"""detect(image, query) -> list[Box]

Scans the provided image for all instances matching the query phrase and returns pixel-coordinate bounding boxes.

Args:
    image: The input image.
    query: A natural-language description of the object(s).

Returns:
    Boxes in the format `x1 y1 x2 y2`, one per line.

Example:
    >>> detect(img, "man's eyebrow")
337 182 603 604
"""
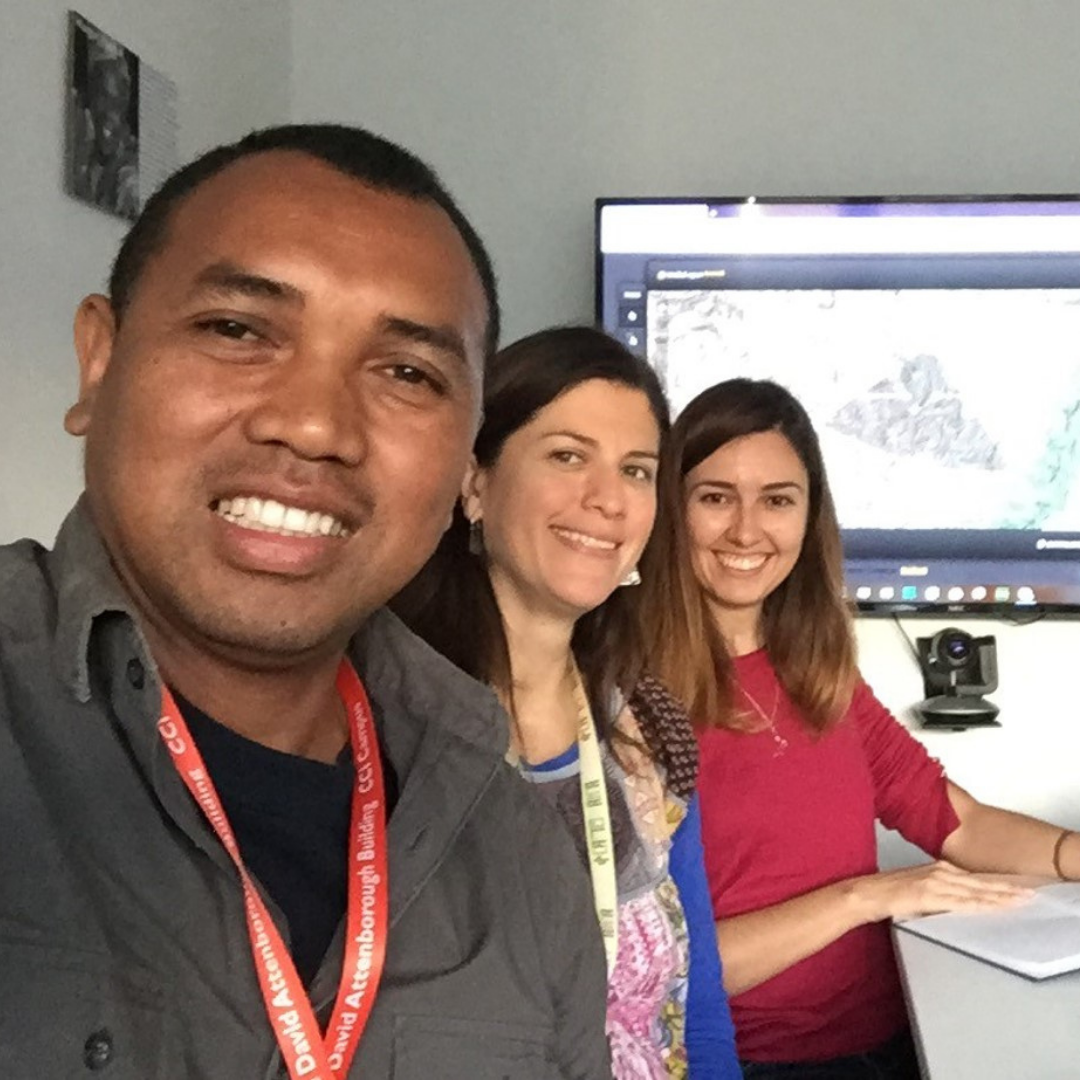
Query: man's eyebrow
185 272 470 361
541 430 660 459
188 262 304 305
379 315 468 364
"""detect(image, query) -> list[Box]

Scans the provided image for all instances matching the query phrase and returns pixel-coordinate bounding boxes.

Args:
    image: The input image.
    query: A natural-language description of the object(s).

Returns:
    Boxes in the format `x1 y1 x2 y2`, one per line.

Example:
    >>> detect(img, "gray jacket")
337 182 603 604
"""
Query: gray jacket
0 503 611 1079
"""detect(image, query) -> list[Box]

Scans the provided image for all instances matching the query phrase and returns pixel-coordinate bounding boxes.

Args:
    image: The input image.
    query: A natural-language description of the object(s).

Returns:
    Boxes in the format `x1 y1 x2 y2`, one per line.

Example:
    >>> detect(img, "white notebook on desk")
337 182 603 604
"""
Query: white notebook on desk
896 882 1080 980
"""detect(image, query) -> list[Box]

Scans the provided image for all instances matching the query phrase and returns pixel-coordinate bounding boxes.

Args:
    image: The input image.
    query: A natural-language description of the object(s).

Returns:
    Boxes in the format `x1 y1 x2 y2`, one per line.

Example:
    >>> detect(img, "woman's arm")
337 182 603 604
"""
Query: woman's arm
941 781 1080 879
717 861 1030 996
668 795 741 1079
715 688 1036 996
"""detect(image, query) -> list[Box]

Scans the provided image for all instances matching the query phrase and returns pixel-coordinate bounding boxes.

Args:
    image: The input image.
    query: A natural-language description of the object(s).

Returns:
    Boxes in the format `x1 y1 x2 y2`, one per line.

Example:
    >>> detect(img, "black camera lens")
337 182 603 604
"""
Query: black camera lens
933 628 974 668
945 636 970 661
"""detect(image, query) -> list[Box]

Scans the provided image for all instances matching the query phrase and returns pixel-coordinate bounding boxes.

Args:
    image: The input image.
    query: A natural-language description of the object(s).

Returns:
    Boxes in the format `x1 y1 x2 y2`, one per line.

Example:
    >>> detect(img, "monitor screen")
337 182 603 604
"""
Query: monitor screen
596 196 1080 615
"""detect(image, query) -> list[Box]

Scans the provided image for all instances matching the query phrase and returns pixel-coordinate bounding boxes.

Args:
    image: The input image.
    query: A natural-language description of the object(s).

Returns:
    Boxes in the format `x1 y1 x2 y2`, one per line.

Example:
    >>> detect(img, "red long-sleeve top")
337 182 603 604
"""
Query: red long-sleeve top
696 648 960 1063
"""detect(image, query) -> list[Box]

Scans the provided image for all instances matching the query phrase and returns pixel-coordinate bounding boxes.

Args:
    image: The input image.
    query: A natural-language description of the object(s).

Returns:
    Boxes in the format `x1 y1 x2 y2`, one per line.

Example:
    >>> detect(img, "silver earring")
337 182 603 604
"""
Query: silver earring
468 518 484 556
620 566 641 587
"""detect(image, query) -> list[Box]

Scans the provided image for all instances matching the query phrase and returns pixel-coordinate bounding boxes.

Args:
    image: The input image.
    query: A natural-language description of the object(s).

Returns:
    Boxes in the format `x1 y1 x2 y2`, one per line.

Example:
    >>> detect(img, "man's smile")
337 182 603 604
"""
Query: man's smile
213 495 352 538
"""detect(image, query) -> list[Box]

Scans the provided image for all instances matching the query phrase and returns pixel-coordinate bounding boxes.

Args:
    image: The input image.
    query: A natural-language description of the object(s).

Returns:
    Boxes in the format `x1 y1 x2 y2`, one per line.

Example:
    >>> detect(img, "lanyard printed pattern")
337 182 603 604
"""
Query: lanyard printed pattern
157 661 388 1079
570 663 619 974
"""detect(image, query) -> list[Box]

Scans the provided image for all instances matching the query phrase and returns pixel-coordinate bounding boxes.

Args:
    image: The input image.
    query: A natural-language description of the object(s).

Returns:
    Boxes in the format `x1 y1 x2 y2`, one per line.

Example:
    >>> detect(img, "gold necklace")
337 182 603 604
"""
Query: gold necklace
740 684 788 757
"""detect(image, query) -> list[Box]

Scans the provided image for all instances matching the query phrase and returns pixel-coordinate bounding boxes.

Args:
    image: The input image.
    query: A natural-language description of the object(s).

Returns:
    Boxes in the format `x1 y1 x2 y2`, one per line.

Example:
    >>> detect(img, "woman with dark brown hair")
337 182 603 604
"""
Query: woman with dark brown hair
394 327 740 1079
640 377 1080 1079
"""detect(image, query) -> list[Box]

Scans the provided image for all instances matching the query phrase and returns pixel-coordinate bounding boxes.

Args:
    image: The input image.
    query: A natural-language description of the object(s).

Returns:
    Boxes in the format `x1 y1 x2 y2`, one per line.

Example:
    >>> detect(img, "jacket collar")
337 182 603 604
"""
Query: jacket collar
51 495 148 704
48 497 509 766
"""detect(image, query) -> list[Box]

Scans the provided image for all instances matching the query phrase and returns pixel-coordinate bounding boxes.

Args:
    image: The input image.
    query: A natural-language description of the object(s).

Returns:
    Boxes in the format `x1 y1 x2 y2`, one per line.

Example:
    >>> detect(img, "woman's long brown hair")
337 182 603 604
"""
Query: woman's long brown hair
392 326 701 793
639 378 858 733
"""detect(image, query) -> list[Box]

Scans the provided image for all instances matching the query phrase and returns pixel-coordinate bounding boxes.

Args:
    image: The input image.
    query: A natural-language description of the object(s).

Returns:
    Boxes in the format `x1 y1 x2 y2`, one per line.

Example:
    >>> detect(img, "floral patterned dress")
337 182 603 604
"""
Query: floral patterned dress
520 704 691 1079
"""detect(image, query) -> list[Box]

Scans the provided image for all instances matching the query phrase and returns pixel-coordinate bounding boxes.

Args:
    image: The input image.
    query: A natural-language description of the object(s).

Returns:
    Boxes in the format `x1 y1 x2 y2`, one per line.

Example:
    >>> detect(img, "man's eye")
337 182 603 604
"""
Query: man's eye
197 318 259 341
390 364 446 394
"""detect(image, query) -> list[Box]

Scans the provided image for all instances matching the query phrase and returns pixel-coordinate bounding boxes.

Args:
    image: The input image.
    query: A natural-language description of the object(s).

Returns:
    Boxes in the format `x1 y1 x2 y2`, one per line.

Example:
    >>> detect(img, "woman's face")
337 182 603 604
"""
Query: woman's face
466 378 661 623
684 430 810 627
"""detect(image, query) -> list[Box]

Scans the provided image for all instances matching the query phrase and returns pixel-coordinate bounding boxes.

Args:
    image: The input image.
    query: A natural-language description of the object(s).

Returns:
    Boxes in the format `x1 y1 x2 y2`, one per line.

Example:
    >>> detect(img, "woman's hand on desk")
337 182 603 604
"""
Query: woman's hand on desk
716 864 1033 995
851 861 1034 923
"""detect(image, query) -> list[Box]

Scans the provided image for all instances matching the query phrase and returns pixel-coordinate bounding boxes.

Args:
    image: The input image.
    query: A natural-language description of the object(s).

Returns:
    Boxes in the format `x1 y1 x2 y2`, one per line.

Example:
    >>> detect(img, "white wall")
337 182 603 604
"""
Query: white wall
0 0 291 545
292 0 1080 836
862 616 1080 867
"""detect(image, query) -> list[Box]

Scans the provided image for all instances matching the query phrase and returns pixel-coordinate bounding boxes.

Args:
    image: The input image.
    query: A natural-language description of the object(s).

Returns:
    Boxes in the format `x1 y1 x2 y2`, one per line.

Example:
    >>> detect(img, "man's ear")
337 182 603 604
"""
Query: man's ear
460 455 486 523
65 294 118 437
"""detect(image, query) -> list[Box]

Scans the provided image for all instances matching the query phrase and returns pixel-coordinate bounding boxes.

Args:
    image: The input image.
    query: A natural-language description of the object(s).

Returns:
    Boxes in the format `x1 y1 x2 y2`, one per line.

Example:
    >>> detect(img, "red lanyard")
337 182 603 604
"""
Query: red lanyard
157 661 389 1080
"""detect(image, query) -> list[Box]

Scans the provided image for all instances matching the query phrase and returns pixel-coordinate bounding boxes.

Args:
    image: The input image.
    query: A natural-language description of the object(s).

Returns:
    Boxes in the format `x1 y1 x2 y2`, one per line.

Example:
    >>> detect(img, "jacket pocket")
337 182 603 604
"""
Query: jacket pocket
393 1013 555 1080
0 939 172 1079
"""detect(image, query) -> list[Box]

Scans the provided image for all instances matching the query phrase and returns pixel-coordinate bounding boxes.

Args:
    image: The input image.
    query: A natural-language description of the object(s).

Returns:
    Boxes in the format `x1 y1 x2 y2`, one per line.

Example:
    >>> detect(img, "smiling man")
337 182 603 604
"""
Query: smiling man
0 125 609 1079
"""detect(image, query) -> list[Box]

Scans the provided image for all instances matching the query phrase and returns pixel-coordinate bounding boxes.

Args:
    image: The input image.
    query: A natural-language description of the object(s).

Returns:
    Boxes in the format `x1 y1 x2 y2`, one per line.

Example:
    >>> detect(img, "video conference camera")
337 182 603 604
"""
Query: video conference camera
915 628 1000 729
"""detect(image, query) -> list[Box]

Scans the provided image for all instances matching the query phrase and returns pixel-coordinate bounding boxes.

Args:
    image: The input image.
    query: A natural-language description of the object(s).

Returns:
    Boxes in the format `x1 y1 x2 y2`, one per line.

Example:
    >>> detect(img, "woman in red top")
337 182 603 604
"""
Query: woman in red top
639 377 1080 1078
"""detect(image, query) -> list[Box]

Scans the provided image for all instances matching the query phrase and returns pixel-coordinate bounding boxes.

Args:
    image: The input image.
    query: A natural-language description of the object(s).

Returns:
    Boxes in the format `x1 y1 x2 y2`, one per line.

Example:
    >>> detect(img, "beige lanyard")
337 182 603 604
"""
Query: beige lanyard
570 663 619 974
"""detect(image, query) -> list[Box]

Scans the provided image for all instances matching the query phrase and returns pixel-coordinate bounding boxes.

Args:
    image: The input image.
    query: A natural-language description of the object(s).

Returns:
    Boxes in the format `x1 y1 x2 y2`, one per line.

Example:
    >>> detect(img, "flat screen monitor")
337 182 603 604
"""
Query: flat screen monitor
595 196 1080 616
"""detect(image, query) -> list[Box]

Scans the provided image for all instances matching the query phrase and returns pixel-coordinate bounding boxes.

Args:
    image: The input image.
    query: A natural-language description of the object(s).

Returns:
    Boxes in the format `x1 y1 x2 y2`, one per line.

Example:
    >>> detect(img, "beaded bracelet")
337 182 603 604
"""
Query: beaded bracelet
1052 828 1076 881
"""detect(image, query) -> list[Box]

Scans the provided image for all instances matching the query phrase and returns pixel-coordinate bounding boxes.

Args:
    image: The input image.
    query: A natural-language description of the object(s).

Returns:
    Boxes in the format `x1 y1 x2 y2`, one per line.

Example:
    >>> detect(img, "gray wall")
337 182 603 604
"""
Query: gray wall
0 0 292 544
294 1 1080 341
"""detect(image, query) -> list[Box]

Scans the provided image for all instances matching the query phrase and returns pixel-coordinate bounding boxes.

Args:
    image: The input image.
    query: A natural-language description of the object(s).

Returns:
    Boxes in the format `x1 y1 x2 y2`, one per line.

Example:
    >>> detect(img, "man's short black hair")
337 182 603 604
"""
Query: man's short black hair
109 123 500 356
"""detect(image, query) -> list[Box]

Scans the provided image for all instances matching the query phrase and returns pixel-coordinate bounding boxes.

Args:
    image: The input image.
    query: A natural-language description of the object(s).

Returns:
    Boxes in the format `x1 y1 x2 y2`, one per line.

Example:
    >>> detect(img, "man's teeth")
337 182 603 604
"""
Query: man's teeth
717 552 768 571
554 527 617 550
213 497 348 538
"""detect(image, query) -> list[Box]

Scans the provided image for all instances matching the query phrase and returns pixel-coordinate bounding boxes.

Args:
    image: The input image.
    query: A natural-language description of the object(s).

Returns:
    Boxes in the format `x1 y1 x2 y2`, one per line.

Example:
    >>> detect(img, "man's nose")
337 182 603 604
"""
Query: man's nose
243 350 367 466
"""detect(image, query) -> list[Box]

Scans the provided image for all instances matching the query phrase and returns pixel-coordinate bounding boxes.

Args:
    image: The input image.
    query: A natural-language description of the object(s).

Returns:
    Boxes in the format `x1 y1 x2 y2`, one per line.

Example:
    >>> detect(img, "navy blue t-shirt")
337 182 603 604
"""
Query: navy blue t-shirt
174 693 398 987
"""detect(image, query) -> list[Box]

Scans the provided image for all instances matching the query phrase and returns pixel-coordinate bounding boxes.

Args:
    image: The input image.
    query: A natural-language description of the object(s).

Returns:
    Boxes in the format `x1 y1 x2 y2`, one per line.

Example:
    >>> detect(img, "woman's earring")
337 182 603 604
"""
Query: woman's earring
620 566 641 587
468 518 484 556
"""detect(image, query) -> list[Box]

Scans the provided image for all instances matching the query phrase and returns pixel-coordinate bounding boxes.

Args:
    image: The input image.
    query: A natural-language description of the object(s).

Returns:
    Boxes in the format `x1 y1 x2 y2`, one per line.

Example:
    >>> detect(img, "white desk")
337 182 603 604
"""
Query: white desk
892 926 1080 1079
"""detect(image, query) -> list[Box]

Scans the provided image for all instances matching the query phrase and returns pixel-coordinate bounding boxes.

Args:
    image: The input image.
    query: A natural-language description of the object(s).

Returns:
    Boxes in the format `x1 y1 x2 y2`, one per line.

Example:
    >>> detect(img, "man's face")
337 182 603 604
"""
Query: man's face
67 151 487 665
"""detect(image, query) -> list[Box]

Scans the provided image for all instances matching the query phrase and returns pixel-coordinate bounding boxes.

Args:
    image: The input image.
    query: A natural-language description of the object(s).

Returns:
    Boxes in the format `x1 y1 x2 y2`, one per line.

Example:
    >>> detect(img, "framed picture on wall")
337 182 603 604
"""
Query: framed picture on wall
65 11 142 221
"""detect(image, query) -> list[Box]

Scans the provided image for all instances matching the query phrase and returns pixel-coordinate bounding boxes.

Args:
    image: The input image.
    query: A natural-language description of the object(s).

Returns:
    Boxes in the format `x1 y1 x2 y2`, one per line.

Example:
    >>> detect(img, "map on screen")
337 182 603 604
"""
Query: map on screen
648 287 1080 533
